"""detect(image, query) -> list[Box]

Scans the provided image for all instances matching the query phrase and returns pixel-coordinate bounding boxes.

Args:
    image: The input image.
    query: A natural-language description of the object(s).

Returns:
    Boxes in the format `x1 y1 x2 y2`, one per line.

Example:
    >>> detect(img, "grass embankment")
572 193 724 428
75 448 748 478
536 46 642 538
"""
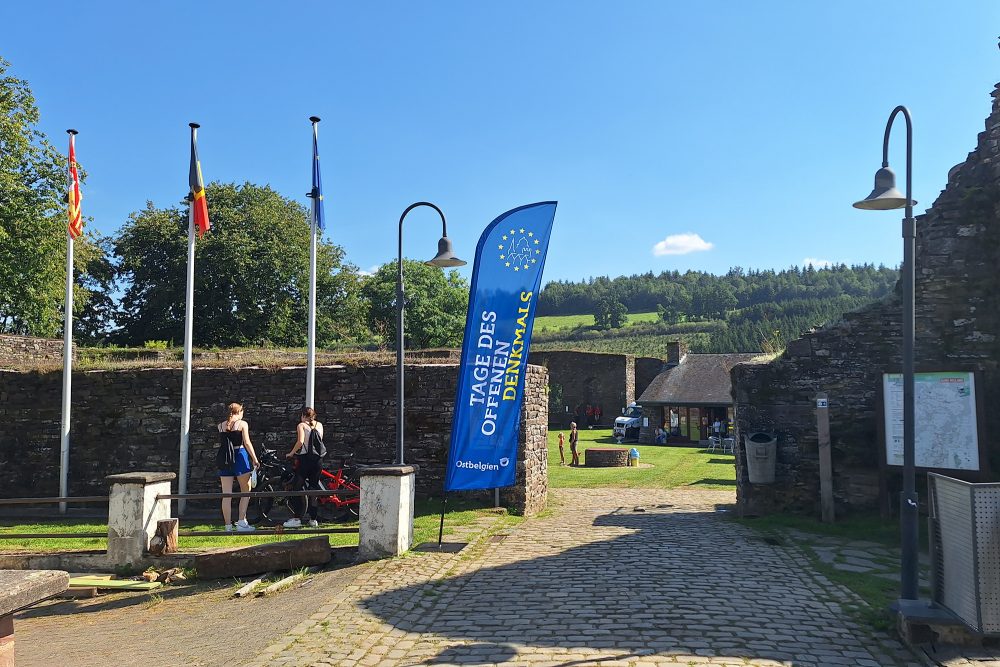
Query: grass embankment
0 498 494 553
546 428 736 490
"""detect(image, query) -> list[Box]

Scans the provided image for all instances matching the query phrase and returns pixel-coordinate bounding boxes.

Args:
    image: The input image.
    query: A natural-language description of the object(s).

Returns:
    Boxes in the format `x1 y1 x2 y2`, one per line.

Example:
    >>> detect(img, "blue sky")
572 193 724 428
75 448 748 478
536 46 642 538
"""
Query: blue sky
3 1 997 283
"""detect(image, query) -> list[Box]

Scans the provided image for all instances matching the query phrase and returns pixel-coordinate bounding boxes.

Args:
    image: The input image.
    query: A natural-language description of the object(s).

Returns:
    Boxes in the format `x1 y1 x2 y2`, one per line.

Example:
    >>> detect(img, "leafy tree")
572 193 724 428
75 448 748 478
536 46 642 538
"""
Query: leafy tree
113 182 369 347
0 57 107 336
594 297 628 330
361 260 468 349
74 232 118 344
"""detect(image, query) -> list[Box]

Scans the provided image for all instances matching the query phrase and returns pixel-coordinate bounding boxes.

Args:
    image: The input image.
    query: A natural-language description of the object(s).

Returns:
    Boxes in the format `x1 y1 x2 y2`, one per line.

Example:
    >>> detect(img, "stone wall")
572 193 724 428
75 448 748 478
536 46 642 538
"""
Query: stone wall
529 350 636 428
732 82 1000 516
500 366 549 516
0 363 548 515
0 335 72 366
635 357 665 402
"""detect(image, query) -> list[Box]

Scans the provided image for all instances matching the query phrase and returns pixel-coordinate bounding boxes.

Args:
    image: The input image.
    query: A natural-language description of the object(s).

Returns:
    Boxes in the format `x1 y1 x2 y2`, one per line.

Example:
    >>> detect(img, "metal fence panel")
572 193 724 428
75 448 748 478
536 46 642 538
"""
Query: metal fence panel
932 475 980 629
975 486 1000 634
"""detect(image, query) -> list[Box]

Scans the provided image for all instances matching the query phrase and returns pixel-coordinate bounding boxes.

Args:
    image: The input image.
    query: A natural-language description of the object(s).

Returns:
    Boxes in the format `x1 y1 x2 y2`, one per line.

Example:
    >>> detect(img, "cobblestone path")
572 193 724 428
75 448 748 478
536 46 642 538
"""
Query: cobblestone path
252 488 928 666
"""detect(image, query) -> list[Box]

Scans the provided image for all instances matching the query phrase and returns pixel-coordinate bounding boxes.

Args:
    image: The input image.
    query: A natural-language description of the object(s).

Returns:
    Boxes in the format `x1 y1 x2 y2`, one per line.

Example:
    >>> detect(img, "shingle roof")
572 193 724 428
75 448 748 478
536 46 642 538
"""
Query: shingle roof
638 353 762 406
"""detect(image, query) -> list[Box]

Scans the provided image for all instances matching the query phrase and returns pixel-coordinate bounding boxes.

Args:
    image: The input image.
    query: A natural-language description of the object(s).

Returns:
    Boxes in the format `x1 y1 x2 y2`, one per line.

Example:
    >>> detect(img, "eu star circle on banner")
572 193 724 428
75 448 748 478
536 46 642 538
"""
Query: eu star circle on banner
496 227 542 272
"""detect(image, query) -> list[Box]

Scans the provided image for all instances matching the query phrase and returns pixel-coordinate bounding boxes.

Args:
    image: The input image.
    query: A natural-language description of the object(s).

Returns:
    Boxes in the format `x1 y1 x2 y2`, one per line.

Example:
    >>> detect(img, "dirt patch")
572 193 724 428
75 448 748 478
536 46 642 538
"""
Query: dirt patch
15 563 364 667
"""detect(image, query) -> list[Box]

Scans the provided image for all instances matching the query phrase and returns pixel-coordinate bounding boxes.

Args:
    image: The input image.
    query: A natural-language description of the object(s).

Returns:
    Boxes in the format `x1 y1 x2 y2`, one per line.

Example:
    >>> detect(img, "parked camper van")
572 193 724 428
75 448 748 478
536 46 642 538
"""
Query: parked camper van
613 403 642 441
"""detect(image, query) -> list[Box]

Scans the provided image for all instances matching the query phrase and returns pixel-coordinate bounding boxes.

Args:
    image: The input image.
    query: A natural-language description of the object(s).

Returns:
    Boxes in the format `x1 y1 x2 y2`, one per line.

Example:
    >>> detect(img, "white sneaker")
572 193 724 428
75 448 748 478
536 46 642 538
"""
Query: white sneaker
224 523 234 532
235 519 255 532
307 519 319 528
283 518 302 528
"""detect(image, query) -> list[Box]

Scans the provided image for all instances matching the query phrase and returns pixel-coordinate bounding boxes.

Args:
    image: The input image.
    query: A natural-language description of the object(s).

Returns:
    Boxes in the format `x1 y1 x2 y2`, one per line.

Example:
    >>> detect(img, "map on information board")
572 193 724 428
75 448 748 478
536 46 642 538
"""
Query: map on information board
882 372 980 471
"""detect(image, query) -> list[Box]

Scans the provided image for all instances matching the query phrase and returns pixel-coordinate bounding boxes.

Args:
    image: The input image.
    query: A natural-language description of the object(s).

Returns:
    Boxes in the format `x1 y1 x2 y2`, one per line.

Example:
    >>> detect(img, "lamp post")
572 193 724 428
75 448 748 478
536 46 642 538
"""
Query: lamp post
853 105 919 601
396 202 467 465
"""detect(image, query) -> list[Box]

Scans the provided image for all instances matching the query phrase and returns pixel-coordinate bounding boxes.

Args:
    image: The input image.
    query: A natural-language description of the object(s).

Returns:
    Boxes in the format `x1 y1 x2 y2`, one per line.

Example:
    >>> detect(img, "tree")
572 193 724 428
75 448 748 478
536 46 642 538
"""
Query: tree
594 297 628 330
74 232 119 344
0 57 106 336
113 182 369 348
361 260 469 349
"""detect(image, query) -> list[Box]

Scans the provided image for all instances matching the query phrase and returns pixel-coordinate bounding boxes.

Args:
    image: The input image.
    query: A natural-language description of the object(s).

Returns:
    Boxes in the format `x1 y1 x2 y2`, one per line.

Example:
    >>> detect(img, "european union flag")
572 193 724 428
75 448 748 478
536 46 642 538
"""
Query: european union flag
309 117 325 232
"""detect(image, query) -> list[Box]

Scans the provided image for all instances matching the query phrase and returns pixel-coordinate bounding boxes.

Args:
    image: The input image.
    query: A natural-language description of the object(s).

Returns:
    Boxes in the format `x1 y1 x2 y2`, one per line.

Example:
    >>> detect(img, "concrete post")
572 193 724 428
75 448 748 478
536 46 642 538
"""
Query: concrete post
106 472 176 567
358 465 417 561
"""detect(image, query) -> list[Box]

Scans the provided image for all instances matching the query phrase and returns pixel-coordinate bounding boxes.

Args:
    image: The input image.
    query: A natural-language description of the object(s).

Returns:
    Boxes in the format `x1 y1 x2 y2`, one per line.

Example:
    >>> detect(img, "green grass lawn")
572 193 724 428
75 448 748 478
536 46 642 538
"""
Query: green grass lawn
546 428 736 489
0 498 497 553
534 311 660 333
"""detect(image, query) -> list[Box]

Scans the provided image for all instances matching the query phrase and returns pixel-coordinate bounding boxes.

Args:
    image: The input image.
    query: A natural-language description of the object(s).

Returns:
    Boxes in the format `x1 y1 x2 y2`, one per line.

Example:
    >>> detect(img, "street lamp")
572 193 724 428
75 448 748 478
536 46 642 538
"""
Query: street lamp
396 202 467 465
853 105 919 601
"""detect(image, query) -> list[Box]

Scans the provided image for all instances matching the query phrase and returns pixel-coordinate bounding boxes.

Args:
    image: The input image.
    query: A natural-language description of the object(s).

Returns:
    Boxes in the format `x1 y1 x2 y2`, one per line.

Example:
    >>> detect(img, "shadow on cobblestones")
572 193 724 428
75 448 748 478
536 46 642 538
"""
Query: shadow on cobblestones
354 494 921 666
425 642 518 664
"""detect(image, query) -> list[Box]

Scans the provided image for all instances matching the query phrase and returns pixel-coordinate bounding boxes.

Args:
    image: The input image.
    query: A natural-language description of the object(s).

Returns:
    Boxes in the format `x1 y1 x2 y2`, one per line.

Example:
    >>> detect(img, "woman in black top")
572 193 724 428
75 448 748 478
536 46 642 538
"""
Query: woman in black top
217 402 259 531
283 407 325 528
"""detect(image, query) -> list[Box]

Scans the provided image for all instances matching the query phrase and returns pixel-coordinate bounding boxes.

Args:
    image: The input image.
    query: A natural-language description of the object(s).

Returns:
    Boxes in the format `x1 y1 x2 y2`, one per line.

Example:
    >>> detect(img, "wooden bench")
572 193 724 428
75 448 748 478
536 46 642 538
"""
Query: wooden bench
584 447 629 467
0 570 68 666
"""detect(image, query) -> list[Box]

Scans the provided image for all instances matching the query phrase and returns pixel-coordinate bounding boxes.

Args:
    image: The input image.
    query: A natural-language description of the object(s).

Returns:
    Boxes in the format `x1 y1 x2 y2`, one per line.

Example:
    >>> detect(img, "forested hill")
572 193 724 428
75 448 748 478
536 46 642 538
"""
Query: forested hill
533 264 899 354
538 264 898 317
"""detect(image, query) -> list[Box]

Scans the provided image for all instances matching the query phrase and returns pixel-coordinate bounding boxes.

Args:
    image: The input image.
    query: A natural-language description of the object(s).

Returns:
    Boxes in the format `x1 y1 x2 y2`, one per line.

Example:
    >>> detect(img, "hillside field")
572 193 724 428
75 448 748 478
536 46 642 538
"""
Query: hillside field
534 311 660 332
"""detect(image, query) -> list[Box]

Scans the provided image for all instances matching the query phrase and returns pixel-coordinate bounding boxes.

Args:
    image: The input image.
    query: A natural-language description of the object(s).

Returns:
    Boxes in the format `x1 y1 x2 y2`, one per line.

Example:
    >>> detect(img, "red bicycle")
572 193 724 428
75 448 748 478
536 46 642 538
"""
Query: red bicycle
313 455 360 520
249 447 359 524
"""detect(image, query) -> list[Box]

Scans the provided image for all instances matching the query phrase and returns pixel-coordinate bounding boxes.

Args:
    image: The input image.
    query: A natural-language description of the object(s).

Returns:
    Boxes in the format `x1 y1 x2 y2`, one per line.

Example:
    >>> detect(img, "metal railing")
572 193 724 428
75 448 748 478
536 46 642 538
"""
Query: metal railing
0 496 108 506
0 488 360 541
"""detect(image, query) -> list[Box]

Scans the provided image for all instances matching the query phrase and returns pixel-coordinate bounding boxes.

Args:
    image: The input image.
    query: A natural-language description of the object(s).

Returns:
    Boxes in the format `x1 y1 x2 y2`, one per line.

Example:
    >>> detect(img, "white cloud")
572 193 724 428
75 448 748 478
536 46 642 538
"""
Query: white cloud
358 265 381 277
652 233 714 256
802 257 833 268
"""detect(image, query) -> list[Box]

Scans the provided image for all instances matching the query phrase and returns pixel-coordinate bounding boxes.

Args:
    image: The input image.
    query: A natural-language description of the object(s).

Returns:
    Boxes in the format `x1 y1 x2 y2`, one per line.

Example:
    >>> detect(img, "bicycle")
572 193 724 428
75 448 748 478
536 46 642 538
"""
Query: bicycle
247 447 360 525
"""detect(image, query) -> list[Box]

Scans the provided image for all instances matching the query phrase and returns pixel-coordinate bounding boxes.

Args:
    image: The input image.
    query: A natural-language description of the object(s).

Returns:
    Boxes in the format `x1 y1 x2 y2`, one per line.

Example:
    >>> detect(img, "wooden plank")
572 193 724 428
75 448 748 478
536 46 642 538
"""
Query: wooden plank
257 567 321 597
68 578 162 591
195 536 330 580
233 574 270 598
259 573 303 596
56 587 98 599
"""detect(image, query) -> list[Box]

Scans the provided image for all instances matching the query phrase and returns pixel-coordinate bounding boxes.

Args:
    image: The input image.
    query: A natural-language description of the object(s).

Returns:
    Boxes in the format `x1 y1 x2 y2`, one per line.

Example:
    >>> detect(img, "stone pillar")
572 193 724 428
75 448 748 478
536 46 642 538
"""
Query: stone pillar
106 472 176 567
358 465 417 561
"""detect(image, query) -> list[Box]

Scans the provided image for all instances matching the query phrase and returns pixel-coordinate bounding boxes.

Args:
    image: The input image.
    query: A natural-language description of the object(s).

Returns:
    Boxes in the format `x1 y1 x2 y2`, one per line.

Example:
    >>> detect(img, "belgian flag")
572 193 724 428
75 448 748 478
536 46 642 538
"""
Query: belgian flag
67 130 83 240
188 123 210 237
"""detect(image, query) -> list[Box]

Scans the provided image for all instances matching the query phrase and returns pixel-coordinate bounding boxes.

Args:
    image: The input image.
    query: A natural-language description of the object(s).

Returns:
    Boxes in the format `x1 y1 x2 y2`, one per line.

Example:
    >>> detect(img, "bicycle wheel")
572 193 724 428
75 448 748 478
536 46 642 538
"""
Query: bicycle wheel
247 482 275 525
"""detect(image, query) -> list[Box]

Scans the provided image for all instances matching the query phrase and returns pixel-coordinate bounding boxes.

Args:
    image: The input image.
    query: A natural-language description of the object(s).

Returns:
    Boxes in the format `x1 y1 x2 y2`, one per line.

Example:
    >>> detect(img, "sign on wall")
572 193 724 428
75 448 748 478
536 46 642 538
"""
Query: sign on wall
882 371 980 471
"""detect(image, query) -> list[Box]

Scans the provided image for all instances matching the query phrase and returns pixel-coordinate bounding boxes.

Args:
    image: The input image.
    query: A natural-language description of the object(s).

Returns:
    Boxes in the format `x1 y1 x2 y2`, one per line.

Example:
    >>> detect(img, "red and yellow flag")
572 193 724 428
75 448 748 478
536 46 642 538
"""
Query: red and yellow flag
67 131 83 240
188 123 210 237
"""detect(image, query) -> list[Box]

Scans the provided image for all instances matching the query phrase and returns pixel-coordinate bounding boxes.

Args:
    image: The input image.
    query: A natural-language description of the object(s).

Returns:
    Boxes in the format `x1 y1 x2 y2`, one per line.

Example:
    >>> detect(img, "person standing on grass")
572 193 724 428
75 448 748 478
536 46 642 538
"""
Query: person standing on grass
284 407 325 528
217 402 259 532
558 432 566 465
569 422 580 466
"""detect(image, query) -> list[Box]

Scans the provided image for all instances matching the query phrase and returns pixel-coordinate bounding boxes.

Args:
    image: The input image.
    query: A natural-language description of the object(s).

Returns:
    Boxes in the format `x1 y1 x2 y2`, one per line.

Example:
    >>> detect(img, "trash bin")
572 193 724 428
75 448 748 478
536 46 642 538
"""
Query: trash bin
745 432 777 484
628 448 640 467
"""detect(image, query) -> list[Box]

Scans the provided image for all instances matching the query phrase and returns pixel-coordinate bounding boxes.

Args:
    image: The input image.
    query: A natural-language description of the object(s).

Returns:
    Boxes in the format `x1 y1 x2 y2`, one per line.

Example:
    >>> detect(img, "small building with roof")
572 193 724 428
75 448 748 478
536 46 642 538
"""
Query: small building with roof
637 341 762 444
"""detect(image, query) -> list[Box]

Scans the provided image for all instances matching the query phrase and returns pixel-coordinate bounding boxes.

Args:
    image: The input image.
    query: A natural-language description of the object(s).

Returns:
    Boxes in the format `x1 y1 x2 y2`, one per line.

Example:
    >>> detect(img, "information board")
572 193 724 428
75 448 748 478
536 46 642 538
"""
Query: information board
882 371 980 471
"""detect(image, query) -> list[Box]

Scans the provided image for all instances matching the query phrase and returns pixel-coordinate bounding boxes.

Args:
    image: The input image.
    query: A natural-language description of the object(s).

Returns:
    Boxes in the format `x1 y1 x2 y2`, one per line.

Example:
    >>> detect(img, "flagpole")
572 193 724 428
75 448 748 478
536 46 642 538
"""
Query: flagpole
179 195 196 516
305 116 321 408
59 130 78 515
